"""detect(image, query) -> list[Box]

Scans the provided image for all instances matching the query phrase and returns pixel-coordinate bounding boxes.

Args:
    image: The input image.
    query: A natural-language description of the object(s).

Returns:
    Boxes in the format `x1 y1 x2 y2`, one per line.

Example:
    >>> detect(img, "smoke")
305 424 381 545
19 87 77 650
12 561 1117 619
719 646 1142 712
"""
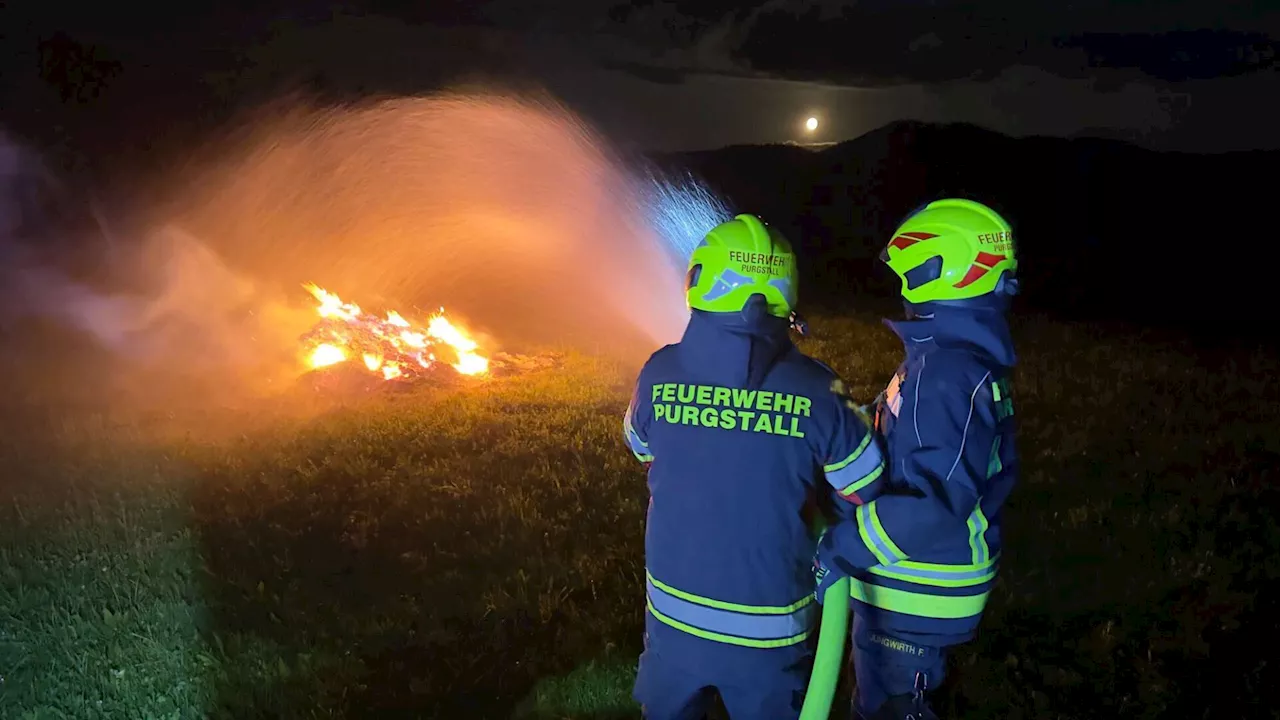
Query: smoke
2 228 315 408
27 227 311 369
1 91 732 408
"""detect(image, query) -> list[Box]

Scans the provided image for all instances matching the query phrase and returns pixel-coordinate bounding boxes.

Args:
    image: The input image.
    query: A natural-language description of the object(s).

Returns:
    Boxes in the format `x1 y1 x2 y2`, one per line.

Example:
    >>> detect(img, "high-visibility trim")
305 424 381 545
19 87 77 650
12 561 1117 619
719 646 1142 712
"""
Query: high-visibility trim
824 433 870 473
647 572 812 614
824 433 885 499
645 575 815 648
623 407 653 463
987 436 1004 477
646 601 813 649
856 503 907 565
868 554 999 588
850 580 990 619
967 504 991 566
992 378 1014 420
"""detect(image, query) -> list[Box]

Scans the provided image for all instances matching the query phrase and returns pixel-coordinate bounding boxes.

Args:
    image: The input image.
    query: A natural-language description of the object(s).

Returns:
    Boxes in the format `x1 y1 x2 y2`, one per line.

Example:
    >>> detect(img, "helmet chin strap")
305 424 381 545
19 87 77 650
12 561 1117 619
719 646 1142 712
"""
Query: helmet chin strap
998 274 1020 297
906 274 1018 317
740 294 769 324
736 294 807 336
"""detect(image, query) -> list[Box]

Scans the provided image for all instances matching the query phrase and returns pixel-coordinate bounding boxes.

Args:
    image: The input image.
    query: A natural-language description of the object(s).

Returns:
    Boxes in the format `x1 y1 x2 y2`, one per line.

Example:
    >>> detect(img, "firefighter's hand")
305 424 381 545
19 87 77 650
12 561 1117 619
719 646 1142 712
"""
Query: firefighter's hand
789 310 809 337
812 534 843 605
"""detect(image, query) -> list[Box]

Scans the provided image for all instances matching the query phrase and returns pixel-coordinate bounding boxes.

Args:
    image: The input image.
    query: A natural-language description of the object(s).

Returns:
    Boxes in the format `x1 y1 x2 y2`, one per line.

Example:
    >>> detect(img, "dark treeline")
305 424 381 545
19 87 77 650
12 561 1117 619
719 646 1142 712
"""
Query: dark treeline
655 121 1273 344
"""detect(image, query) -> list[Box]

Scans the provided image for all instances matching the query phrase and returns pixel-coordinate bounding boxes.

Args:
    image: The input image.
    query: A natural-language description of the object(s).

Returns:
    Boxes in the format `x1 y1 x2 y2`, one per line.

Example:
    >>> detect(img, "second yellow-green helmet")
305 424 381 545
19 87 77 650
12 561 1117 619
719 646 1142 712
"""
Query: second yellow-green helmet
685 214 798 318
881 198 1017 304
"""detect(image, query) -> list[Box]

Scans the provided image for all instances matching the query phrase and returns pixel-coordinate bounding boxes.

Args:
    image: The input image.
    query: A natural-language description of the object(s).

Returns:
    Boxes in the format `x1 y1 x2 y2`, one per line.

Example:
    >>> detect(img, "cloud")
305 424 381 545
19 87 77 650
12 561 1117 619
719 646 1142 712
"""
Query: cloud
197 10 1265 154
6 0 1273 158
1057 30 1279 81
543 1 1280 88
488 0 1275 153
909 32 943 52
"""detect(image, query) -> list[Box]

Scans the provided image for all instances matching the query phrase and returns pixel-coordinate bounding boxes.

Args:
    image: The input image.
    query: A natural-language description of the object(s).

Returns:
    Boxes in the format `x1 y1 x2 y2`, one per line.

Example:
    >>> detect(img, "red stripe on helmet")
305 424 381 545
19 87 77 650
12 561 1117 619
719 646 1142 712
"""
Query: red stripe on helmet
889 231 936 251
975 252 1007 268
953 264 989 288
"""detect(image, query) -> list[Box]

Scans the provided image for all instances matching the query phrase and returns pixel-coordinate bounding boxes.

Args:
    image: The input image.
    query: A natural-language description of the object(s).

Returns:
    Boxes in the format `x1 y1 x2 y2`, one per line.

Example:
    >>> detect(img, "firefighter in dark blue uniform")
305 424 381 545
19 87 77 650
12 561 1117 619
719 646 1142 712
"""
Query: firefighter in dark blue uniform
813 198 1021 719
624 214 886 719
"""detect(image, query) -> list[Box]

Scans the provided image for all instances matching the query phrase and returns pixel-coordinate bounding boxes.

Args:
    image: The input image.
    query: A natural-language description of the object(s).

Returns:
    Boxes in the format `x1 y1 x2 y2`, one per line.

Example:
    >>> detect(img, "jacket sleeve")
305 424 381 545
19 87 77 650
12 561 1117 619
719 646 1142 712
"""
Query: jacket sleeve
816 376 888 508
623 374 654 463
819 363 997 573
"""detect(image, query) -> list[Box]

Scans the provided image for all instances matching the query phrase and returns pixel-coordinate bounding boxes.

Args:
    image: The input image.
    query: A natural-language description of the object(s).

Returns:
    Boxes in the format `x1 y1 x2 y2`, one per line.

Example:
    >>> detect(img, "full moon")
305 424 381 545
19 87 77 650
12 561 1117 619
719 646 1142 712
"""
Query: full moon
805 117 819 132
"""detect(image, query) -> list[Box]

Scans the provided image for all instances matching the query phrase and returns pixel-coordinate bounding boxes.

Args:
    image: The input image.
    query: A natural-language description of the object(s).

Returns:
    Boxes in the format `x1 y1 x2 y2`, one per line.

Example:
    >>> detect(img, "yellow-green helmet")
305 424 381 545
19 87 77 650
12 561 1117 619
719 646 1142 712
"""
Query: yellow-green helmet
685 214 798 318
882 198 1017 304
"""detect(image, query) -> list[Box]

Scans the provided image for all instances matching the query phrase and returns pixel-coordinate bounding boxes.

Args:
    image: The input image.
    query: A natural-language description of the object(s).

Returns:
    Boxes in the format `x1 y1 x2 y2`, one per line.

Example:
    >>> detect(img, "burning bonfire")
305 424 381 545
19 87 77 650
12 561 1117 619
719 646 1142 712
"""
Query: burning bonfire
300 284 490 380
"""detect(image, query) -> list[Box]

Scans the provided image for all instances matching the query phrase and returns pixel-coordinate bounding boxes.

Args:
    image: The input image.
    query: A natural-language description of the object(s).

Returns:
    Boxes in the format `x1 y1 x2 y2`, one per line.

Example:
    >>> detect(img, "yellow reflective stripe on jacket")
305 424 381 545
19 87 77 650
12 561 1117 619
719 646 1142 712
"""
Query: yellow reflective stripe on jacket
647 571 812 614
623 407 653 462
967 504 991 565
854 502 997 616
645 571 816 649
646 601 813 649
987 436 1004 477
824 432 886 499
850 580 990 619
866 503 999 587
856 503 907 566
868 555 999 588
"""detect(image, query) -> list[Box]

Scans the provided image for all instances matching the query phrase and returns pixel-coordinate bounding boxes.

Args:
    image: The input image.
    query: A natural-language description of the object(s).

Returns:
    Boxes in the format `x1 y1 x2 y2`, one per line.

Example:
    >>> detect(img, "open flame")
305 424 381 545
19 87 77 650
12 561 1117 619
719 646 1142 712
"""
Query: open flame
301 284 489 378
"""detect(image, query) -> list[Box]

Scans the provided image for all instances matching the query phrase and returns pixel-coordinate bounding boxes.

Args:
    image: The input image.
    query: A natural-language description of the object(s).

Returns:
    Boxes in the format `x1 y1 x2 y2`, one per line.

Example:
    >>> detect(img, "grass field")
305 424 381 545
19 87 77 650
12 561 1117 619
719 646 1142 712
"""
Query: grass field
2 312 1279 719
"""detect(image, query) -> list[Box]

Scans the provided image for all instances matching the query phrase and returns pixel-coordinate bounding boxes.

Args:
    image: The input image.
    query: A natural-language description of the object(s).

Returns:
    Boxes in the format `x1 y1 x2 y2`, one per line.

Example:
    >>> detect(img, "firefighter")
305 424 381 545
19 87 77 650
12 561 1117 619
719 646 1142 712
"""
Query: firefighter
812 198 1020 720
623 213 887 719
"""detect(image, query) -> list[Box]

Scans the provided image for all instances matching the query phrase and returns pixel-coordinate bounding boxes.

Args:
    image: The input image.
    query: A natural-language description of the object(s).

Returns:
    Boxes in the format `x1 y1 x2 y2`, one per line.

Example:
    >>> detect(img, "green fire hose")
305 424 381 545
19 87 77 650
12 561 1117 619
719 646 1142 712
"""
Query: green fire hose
799 522 850 720
798 576 850 719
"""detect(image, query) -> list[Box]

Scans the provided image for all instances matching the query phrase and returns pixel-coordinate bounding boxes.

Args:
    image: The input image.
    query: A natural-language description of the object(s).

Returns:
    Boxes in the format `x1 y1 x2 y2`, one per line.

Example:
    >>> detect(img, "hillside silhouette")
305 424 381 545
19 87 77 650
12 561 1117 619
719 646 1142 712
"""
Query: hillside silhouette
657 121 1273 341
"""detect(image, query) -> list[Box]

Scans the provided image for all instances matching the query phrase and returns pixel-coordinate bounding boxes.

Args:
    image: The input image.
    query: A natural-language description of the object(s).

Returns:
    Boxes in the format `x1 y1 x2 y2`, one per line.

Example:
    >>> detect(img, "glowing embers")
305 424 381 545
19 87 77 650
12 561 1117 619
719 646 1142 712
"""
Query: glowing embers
301 284 489 380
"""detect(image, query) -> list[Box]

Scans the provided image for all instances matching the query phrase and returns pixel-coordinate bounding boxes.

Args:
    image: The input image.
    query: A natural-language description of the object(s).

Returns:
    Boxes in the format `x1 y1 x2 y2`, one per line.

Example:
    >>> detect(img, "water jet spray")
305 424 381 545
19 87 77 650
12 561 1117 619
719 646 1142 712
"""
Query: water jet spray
4 91 739 405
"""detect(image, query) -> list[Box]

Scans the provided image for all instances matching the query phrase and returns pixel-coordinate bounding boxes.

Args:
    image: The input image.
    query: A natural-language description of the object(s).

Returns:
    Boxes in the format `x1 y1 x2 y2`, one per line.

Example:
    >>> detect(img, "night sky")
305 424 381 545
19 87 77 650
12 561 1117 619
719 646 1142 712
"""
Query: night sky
2 0 1278 153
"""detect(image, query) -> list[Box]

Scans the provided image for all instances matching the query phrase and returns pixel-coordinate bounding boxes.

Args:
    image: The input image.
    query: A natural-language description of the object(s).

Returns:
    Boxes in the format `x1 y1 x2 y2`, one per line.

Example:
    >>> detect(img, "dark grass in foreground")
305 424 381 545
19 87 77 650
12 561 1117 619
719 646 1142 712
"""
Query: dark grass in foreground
2 314 1279 719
